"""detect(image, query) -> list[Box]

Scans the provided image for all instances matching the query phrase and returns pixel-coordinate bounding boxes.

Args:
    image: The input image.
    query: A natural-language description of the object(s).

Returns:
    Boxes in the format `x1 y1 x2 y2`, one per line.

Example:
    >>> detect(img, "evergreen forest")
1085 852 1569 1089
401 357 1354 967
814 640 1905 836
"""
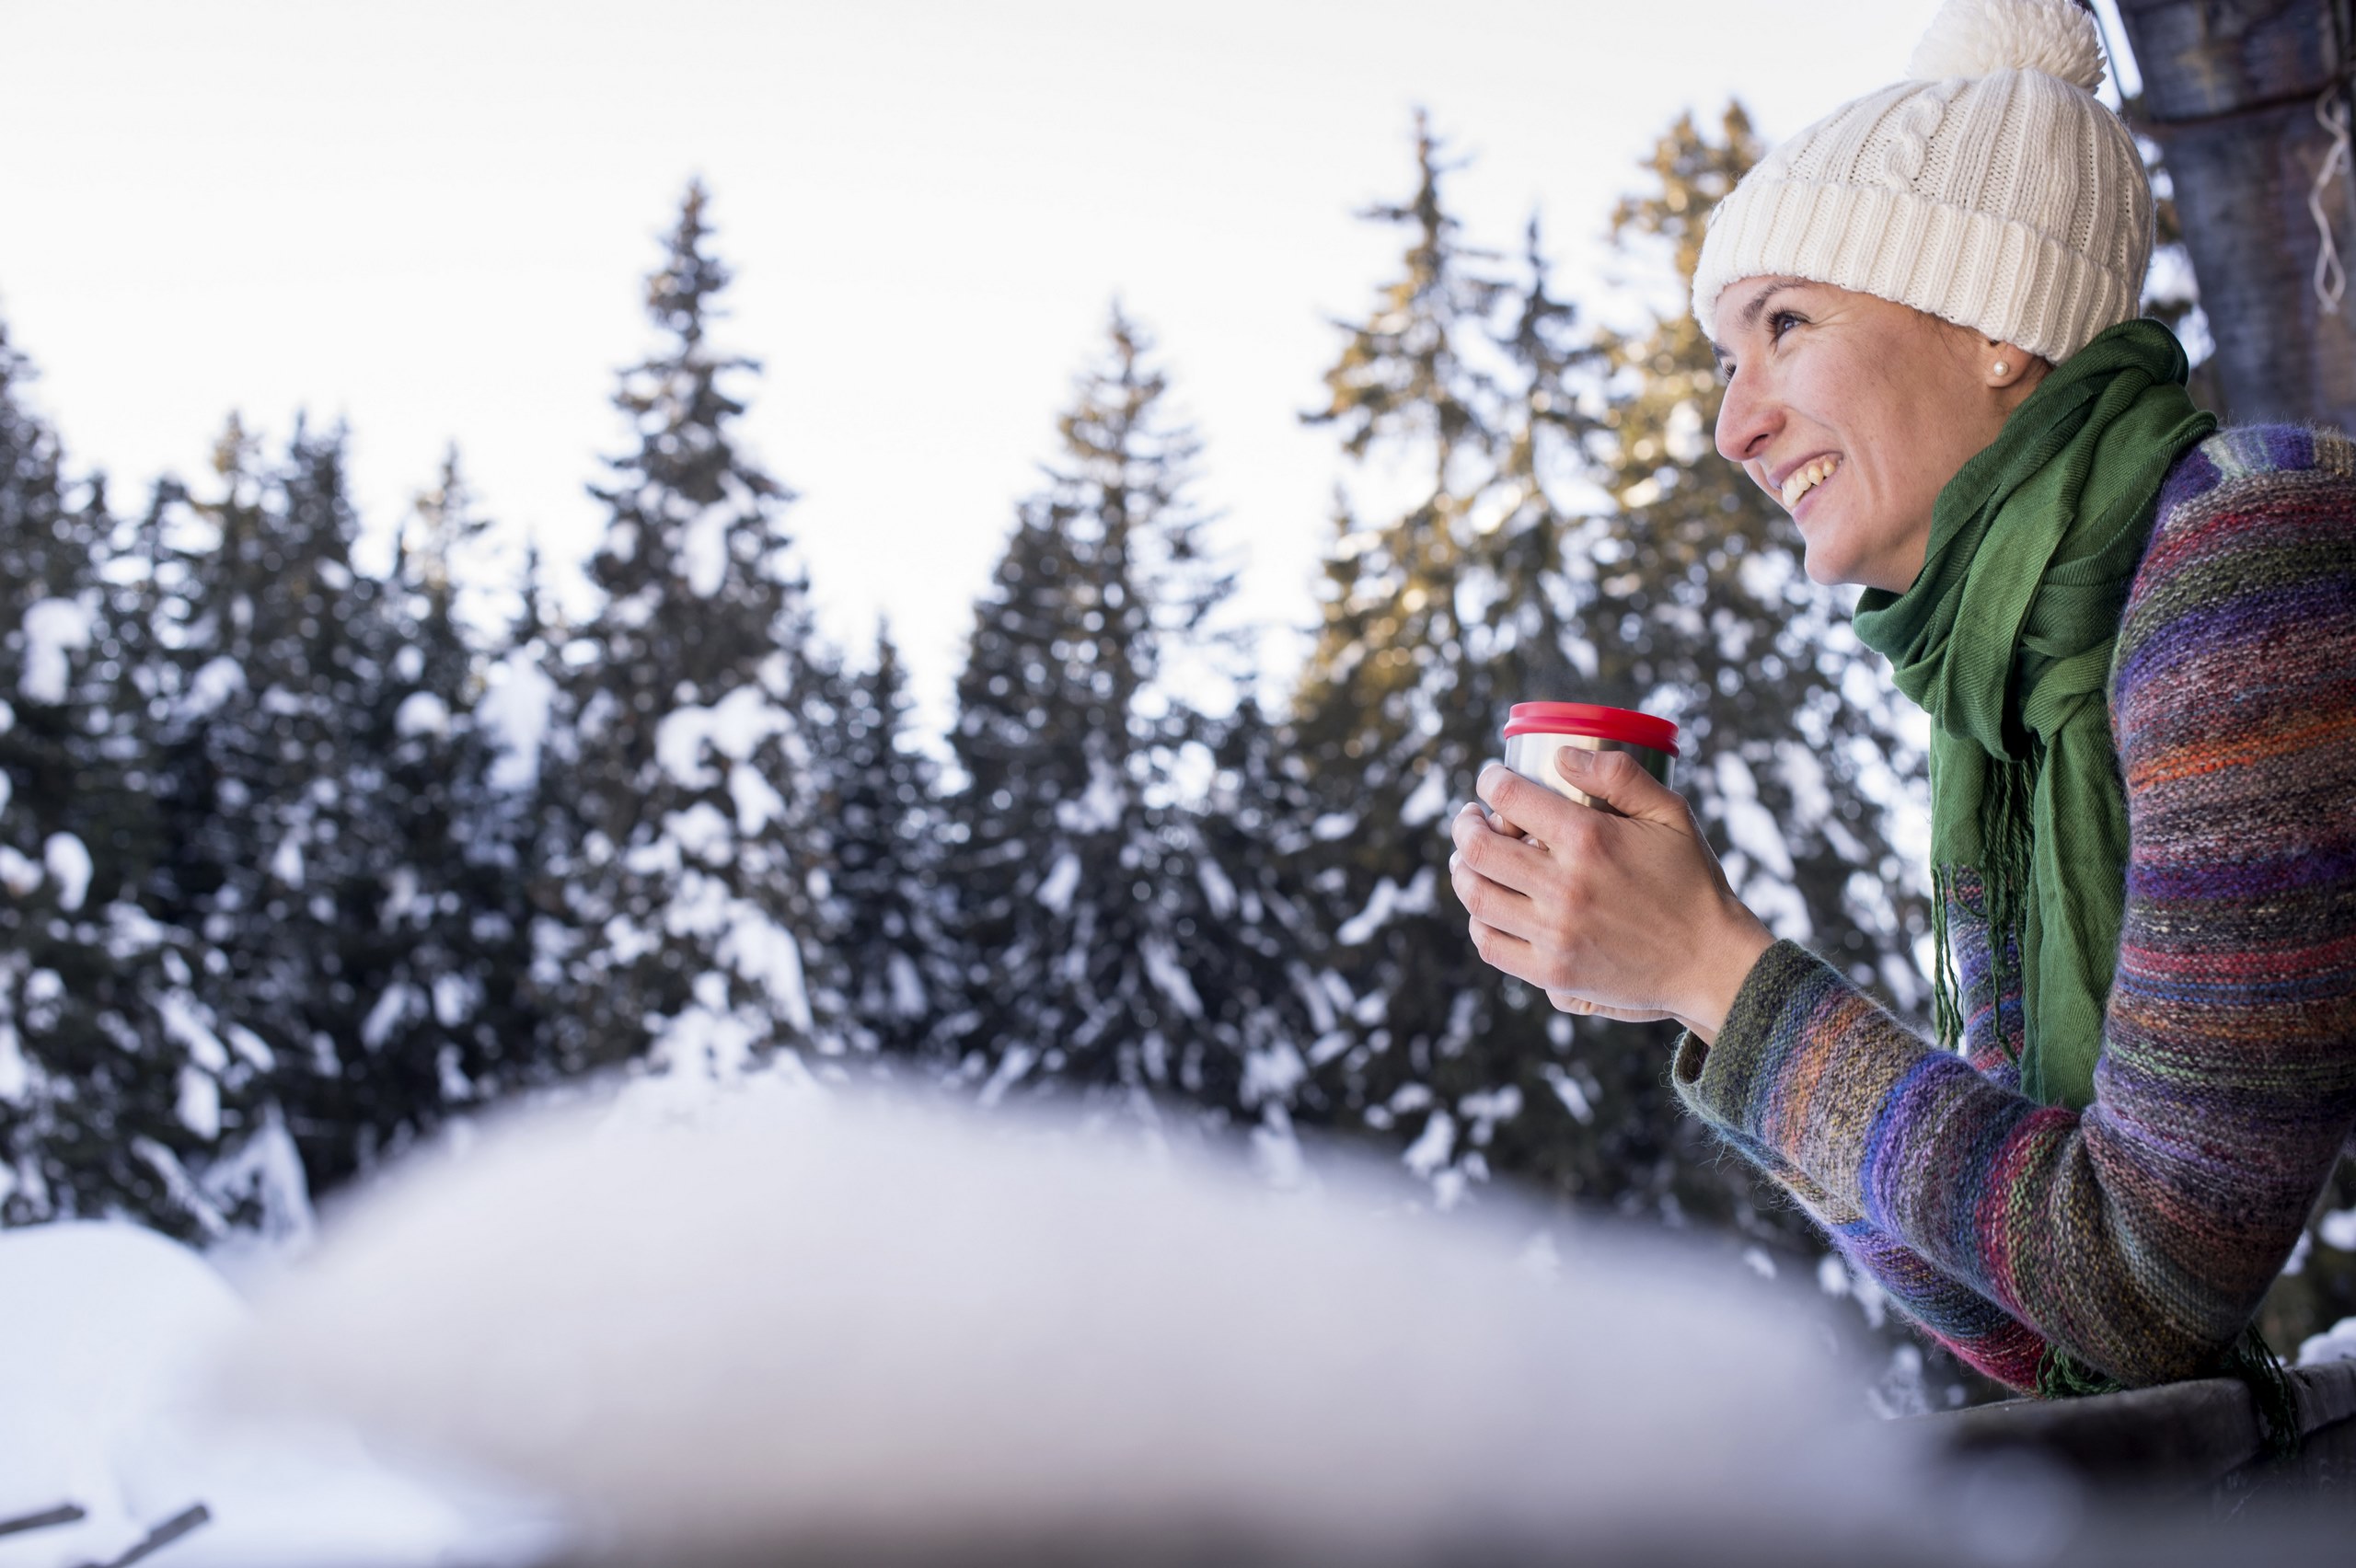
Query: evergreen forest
6 109 2351 1400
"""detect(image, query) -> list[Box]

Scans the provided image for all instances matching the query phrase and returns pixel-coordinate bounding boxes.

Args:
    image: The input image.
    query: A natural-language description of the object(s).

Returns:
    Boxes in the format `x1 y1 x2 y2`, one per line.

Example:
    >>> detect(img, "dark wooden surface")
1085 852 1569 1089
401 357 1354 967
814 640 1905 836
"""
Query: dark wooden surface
1920 1356 2356 1490
553 1507 2356 1568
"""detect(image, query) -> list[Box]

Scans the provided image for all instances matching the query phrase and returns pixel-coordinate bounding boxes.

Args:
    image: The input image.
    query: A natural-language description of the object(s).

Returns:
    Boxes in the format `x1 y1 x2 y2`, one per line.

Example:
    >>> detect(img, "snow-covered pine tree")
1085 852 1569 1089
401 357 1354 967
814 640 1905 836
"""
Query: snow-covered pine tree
0 332 287 1239
138 417 456 1189
943 306 1274 1121
0 320 108 954
1286 118 1604 1204
480 536 571 1035
143 418 313 1051
819 625 952 1058
545 181 839 1078
1180 689 1330 1170
308 450 548 1160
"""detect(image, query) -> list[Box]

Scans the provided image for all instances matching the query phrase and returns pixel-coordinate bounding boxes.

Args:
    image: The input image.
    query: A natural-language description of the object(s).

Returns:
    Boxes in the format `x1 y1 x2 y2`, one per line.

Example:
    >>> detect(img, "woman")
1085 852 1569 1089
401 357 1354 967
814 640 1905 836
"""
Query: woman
1449 0 2356 1400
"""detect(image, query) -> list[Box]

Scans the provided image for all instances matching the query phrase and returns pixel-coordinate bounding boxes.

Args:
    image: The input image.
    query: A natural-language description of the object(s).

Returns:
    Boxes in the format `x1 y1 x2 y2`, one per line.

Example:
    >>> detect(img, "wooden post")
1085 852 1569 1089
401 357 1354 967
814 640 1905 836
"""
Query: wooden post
2112 0 2356 431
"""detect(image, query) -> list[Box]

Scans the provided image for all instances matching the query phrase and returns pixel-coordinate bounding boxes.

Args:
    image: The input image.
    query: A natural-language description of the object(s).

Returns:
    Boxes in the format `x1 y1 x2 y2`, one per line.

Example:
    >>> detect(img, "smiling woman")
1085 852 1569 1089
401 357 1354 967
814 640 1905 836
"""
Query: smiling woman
1449 0 2356 1423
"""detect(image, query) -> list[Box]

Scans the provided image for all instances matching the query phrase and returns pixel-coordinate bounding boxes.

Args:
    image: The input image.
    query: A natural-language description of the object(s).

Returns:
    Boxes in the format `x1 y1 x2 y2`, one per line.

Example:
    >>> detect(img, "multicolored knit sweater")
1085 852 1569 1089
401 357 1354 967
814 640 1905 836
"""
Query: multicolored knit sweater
1675 424 2356 1392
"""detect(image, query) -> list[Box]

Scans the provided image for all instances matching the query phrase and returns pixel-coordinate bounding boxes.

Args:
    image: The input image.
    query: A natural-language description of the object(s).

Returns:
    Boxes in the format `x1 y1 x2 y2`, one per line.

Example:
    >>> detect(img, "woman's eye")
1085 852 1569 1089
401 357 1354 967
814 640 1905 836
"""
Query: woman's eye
1767 309 1805 342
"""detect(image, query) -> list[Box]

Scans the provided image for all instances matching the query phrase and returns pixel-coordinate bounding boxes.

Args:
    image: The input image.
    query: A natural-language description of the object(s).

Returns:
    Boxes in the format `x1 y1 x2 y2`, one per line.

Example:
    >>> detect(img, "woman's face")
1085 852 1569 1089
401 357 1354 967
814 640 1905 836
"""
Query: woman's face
1710 277 2039 593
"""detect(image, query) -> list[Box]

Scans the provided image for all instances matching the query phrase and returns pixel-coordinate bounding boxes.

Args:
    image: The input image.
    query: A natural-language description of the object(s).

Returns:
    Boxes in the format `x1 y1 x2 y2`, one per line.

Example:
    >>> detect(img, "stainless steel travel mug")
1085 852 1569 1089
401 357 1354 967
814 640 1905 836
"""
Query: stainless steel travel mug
1500 702 1679 810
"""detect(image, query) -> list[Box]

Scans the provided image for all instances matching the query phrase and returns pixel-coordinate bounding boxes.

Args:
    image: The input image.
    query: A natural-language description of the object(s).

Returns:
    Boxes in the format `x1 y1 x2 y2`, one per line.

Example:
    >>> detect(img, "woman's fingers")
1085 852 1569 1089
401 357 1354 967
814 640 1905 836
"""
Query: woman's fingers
1473 764 1596 850
1466 916 1545 986
1451 798 1509 841
1453 776 1592 952
1450 804 1588 949
1449 851 1533 938
1448 801 1555 894
1454 795 1526 842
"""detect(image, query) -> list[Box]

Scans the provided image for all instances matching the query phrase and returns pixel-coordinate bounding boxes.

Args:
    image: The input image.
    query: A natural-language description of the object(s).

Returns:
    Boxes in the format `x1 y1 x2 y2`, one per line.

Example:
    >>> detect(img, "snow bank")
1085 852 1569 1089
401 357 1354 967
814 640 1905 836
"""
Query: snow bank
225 1086 1935 1562
0 1222 549 1568
0 1222 242 1564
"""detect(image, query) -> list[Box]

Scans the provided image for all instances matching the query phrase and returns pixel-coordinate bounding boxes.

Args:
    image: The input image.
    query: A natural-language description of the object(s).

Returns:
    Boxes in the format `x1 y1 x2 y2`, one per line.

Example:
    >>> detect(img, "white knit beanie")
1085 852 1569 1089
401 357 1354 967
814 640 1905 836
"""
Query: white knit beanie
1691 0 2151 365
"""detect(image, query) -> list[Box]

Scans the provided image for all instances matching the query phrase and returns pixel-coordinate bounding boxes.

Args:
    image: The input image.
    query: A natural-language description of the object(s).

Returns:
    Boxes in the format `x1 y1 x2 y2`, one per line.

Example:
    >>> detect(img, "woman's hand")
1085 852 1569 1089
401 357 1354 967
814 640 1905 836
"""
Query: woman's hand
1447 748 1774 1042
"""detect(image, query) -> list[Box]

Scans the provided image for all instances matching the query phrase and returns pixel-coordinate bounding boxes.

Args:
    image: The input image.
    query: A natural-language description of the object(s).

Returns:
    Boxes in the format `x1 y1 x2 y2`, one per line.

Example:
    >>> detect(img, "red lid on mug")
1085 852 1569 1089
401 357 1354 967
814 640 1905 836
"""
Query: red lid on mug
1501 702 1680 756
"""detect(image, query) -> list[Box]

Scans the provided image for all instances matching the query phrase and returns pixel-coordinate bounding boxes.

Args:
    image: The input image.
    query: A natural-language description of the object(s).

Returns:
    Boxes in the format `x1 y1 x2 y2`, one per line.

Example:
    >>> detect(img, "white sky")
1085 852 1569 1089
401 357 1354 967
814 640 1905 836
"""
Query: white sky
0 0 2135 735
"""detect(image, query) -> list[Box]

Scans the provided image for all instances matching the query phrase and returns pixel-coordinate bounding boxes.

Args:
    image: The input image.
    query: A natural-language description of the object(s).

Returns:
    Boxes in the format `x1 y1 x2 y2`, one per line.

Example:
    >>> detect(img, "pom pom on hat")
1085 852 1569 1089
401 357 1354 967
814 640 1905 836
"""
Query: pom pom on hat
1909 0 2107 92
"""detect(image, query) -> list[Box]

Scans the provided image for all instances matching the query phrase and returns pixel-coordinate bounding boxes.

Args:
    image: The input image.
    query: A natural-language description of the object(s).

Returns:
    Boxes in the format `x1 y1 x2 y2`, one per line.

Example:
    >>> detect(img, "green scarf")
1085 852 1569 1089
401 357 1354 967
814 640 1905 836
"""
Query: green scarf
1853 319 2215 1112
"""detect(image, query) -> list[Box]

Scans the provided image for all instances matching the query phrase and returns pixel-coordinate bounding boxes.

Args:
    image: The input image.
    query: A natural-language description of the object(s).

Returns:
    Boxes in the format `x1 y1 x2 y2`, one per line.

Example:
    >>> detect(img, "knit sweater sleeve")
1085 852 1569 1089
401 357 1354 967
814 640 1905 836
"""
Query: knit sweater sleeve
1673 427 2356 1388
1707 1113 2055 1389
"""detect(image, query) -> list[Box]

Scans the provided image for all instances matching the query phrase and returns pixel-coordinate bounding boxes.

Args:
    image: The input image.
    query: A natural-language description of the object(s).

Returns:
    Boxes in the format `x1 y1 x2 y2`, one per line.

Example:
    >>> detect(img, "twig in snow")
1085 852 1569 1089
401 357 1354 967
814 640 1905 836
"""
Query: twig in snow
74 1503 211 1568
0 1504 87 1539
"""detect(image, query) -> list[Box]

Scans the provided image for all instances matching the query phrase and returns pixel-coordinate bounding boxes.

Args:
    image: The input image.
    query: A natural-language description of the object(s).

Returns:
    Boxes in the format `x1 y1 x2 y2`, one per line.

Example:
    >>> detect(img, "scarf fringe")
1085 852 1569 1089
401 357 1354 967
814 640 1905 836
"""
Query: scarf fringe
1929 752 2039 1065
2034 1324 2302 1460
1930 865 1965 1052
1985 751 2036 1071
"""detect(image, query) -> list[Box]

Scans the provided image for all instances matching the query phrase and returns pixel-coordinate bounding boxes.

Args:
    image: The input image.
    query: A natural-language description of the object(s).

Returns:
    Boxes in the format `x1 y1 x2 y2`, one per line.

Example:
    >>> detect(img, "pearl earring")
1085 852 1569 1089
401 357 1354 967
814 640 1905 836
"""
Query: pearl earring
1992 360 2011 376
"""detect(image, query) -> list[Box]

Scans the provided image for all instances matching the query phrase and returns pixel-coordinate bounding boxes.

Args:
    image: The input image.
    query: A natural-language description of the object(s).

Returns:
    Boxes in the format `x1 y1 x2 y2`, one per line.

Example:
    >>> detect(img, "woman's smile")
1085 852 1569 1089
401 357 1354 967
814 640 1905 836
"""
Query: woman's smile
1773 453 1842 514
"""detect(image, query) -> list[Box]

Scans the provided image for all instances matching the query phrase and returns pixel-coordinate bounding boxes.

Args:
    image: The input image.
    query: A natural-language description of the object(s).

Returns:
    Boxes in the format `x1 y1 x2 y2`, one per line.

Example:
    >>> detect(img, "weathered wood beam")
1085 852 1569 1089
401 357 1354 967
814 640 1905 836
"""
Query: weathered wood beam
1923 1355 2356 1489
2113 0 2356 430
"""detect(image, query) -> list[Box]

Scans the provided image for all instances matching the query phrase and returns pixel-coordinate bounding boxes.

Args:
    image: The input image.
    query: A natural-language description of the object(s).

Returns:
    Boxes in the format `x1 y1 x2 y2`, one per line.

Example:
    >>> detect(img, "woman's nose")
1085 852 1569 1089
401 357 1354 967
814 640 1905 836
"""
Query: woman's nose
1714 369 1777 467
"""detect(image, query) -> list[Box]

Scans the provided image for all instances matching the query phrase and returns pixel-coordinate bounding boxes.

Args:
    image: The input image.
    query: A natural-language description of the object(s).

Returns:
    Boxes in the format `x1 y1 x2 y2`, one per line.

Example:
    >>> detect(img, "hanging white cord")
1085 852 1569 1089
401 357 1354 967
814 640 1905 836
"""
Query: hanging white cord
2314 84 2352 314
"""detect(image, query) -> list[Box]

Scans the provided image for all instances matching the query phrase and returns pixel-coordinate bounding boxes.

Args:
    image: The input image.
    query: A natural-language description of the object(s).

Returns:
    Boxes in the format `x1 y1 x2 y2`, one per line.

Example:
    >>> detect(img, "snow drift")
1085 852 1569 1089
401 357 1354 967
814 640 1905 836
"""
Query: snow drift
0 1221 543 1568
224 1078 1932 1562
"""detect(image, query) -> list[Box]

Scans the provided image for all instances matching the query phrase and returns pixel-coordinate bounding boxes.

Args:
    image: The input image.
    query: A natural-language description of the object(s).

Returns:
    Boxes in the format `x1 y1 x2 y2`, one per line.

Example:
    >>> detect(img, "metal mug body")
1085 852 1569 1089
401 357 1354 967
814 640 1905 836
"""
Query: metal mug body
1502 732 1675 810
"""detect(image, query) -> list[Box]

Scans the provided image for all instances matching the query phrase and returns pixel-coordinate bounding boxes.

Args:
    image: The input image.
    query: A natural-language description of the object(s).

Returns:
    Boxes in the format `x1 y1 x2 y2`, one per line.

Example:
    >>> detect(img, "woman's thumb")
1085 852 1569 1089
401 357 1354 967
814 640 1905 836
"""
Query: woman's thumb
1552 744 1682 823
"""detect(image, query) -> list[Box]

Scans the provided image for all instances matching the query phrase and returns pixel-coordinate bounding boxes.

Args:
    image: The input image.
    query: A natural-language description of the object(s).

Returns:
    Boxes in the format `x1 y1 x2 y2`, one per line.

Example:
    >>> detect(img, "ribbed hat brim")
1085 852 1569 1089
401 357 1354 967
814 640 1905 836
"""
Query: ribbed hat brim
1692 176 2142 364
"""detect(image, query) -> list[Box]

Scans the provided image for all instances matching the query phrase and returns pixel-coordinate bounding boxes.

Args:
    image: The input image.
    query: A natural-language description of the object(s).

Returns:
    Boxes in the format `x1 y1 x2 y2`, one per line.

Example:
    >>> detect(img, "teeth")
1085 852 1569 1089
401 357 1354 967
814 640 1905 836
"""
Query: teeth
1780 455 1840 509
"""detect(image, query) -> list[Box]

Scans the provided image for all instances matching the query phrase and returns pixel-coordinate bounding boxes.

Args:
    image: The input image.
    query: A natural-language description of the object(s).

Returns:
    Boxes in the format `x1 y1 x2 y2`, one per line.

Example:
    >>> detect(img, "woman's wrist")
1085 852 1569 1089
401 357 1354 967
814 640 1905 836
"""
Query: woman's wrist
1681 905 1775 1045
